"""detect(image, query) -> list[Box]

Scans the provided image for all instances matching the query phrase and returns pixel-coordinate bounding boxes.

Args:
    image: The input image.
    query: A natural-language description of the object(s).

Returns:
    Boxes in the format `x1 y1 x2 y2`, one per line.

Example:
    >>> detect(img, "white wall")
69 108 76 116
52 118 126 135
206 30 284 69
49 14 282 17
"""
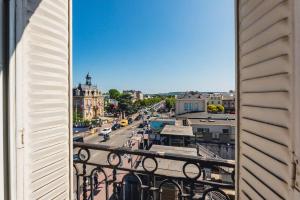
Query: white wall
176 99 206 115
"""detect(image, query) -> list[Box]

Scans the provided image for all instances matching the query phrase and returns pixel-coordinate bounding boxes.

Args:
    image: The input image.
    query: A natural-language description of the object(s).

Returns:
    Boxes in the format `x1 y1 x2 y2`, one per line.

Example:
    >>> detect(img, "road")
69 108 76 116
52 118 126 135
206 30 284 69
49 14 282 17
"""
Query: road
73 119 144 199
77 119 143 167
74 104 168 199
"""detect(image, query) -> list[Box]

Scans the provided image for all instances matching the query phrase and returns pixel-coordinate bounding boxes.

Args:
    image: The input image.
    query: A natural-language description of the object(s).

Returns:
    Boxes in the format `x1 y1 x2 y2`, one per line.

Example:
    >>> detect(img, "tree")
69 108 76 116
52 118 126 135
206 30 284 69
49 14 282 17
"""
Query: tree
108 89 121 100
207 104 218 113
216 104 225 112
105 103 118 113
118 93 134 116
165 97 176 110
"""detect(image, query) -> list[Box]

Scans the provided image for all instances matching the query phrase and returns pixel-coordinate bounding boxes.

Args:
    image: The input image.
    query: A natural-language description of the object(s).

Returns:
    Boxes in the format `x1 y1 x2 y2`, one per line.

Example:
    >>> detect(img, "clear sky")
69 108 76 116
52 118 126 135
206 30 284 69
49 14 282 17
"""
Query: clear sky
73 0 235 94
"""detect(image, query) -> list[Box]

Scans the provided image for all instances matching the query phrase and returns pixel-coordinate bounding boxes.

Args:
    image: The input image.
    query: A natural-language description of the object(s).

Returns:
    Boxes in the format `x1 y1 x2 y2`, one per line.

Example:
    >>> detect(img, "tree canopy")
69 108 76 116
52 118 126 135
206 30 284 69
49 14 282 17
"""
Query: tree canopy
108 89 121 100
207 104 224 113
165 97 176 110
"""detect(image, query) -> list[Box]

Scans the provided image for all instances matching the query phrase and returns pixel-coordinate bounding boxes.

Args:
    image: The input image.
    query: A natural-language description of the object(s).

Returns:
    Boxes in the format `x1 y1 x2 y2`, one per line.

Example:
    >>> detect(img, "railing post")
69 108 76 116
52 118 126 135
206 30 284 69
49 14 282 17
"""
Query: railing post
189 182 195 200
112 168 119 200
82 163 88 200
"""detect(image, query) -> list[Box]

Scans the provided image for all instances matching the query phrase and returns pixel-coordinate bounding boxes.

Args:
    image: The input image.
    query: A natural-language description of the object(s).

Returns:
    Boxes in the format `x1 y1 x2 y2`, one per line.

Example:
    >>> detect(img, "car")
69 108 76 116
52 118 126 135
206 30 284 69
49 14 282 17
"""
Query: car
112 123 121 130
100 128 112 135
128 118 133 124
73 136 84 143
137 130 144 134
120 119 128 127
138 123 145 128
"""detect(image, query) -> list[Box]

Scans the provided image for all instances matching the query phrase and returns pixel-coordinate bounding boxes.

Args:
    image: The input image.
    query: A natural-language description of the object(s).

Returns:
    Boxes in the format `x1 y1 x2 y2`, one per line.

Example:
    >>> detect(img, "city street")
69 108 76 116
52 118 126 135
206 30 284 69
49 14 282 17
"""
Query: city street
73 102 166 199
74 119 145 200
82 119 142 164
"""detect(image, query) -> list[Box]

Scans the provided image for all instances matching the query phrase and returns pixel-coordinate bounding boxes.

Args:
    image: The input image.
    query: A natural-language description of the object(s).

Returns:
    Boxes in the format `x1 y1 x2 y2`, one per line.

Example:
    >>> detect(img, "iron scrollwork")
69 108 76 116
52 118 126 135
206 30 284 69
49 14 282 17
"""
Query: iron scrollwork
73 142 235 200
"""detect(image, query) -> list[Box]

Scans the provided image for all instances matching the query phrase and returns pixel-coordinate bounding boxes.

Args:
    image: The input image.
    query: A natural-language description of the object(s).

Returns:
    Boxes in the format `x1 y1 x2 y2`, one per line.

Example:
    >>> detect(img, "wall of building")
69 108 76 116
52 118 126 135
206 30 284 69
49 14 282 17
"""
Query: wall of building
198 143 235 160
175 99 206 115
192 124 235 142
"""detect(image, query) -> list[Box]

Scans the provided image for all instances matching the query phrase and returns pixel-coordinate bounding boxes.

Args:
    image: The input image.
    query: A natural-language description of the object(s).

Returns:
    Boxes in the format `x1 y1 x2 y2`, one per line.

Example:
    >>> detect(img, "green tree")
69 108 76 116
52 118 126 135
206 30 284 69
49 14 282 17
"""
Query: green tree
165 97 176 110
207 104 218 113
118 93 135 116
216 104 225 112
108 89 121 100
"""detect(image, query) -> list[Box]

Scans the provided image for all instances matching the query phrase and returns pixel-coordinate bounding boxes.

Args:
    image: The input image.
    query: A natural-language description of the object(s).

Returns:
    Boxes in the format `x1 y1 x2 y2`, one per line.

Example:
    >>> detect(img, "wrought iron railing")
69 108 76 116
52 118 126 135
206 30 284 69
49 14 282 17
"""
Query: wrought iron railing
73 142 235 200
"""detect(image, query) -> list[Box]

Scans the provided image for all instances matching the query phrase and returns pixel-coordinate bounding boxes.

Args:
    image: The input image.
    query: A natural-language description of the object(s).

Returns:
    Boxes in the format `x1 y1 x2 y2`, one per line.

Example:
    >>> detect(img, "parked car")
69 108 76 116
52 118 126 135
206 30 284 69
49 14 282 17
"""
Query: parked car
73 136 84 143
112 123 121 130
100 128 112 135
138 123 145 128
120 119 129 127
137 130 144 134
128 118 133 124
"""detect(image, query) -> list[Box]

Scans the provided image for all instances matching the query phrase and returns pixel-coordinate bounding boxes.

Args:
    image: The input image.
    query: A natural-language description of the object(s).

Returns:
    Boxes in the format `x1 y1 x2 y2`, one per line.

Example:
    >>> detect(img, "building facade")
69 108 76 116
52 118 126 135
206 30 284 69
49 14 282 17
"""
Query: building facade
123 90 144 102
73 73 104 121
188 118 235 160
175 92 207 115
207 93 223 105
222 97 235 114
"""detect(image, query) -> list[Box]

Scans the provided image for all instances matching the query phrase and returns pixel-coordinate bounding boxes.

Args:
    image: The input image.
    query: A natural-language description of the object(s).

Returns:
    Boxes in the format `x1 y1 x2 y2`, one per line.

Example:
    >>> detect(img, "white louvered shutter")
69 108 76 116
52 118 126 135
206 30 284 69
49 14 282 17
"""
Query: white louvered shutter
17 0 72 199
237 0 300 199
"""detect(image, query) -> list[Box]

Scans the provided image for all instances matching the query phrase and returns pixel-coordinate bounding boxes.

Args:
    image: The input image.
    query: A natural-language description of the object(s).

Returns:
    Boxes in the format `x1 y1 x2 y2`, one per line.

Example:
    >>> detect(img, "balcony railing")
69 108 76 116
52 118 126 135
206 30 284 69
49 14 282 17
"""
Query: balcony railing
73 142 235 200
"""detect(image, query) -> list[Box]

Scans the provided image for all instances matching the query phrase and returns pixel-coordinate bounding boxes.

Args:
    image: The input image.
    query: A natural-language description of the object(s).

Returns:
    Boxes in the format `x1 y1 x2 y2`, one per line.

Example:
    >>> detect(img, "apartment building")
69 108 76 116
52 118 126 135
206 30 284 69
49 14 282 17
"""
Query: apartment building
207 93 224 105
175 92 207 115
1 1 300 200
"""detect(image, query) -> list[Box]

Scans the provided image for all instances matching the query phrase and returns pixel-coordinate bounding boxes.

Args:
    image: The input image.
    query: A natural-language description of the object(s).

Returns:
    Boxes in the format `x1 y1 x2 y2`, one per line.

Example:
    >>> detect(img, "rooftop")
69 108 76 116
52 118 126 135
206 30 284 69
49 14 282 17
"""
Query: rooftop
177 112 235 120
145 145 198 177
160 125 194 136
177 91 204 100
188 118 236 126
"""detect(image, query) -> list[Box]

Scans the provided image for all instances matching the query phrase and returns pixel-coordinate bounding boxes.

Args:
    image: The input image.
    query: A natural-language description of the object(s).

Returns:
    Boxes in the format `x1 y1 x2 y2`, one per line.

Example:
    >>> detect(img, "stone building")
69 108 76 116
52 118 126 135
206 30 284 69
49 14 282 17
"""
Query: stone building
73 73 104 121
123 90 144 102
175 92 207 115
207 93 223 105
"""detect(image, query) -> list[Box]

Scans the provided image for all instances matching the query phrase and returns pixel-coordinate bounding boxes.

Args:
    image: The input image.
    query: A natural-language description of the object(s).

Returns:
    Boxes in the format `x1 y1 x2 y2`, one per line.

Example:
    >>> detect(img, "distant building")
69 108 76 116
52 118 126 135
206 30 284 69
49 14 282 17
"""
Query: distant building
175 92 207 115
160 125 194 147
144 94 152 99
123 90 144 102
222 96 235 114
176 112 236 159
207 93 223 105
107 99 118 107
73 73 104 121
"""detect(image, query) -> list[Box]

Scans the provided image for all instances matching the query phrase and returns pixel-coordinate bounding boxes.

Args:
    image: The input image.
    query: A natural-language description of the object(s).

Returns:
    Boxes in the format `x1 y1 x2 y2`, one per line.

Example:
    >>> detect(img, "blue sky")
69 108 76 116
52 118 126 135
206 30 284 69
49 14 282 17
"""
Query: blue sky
73 0 235 94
